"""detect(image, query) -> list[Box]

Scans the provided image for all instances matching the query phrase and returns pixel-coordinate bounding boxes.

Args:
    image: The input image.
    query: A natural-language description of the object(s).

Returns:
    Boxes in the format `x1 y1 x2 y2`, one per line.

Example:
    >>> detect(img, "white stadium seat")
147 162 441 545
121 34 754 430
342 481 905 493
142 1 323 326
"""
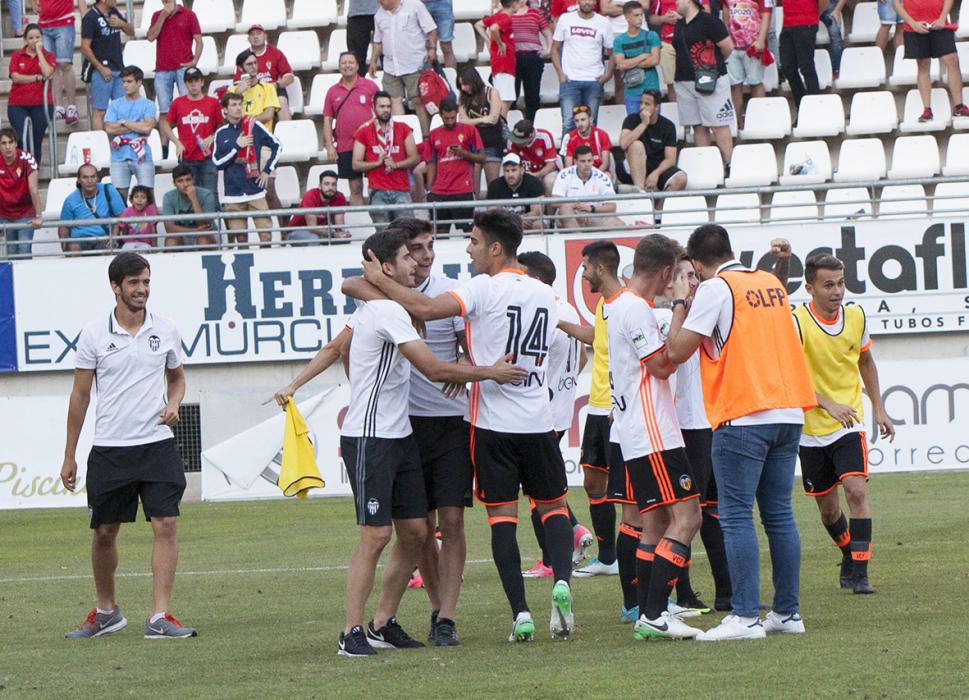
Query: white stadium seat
447 24 480 63
277 31 322 72
932 182 969 215
887 135 940 179
614 196 653 225
274 166 302 208
942 133 969 175
677 147 724 190
153 173 174 204
147 129 176 170
824 187 873 219
322 29 350 71
208 79 233 97
59 131 112 176
779 140 832 185
848 2 880 43
304 73 342 117
833 139 886 182
123 40 156 79
959 1 969 38
237 0 286 32
879 185 927 218
596 105 627 138
534 108 563 146
136 0 163 38
397 114 424 144
289 0 339 29
659 102 685 141
835 47 886 89
769 190 819 221
285 76 305 115
844 91 898 135
540 63 561 103
792 94 845 138
724 143 778 188
196 36 219 76
956 42 969 80
740 97 792 140
274 120 321 163
814 49 834 90
194 0 236 34
889 44 940 86
44 178 77 217
454 0 493 21
220 35 252 76
714 193 761 223
899 88 951 132
659 195 710 227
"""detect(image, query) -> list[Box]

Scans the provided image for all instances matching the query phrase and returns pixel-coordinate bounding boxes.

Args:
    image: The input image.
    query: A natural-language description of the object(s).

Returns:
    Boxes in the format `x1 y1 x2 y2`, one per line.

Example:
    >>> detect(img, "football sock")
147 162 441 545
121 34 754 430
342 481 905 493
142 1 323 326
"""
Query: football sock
674 547 694 603
635 543 655 616
617 522 642 610
589 496 616 564
850 517 872 578
488 516 528 616
645 537 690 620
541 507 573 583
529 502 549 564
700 510 732 602
825 512 852 558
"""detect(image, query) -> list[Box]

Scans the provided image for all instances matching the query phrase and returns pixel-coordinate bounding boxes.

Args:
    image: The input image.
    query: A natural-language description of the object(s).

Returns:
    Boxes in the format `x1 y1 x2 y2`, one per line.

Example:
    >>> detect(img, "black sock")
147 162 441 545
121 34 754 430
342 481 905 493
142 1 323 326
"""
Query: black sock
646 537 689 620
635 543 655 615
589 496 616 564
567 504 578 528
674 547 694 603
529 503 549 563
542 508 573 583
489 517 528 616
617 523 642 610
850 517 872 578
825 513 852 558
700 510 731 602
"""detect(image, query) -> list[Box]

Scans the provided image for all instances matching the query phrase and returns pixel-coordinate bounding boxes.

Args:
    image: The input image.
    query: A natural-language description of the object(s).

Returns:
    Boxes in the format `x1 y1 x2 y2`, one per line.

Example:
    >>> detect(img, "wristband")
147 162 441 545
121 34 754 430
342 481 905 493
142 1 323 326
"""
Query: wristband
672 299 687 309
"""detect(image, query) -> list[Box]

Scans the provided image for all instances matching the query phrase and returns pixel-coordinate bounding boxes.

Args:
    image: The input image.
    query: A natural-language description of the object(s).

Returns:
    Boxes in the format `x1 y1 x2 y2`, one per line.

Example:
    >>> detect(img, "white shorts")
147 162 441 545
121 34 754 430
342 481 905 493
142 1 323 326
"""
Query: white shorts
674 77 736 128
492 72 516 102
726 51 766 87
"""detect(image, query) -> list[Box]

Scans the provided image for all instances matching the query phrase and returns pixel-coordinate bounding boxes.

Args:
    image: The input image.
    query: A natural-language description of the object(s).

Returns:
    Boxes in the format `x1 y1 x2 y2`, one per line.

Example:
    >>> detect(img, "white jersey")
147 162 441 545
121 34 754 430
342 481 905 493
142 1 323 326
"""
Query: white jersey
74 310 183 447
604 289 684 460
341 300 421 439
654 307 709 430
551 166 616 199
409 274 467 418
449 268 558 433
549 297 583 433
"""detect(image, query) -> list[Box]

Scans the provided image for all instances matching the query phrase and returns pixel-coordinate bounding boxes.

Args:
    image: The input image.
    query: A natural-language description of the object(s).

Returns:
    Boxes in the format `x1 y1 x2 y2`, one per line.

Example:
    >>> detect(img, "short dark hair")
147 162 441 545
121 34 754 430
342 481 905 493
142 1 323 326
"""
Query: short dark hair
686 224 733 266
0 126 18 143
235 48 255 69
120 65 143 81
221 91 243 108
581 240 620 275
633 233 678 275
641 90 661 106
623 0 644 13
439 96 458 113
338 51 358 63
362 229 409 265
128 185 154 205
499 0 517 6
22 22 41 37
373 90 393 106
804 253 844 284
171 164 194 181
77 162 99 178
109 252 150 286
390 217 434 239
517 251 556 286
573 144 594 158
319 169 339 182
473 209 523 256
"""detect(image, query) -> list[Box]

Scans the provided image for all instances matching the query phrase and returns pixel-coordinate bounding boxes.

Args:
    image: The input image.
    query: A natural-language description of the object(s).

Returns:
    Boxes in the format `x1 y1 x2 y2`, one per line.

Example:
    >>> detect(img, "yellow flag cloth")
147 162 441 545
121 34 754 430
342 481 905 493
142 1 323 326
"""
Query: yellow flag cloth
279 398 325 498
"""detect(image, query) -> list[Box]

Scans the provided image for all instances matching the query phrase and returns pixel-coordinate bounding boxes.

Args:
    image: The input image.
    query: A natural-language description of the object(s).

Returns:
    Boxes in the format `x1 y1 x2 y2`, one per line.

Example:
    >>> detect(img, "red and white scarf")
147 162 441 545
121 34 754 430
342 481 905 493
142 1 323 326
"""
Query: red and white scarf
110 135 148 162
236 116 260 178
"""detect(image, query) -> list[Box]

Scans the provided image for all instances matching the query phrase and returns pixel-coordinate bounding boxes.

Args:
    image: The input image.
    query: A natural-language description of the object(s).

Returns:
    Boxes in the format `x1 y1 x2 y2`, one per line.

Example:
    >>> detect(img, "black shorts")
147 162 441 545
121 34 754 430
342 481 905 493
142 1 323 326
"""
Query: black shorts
903 28 956 59
427 192 475 232
411 415 473 510
471 427 568 506
682 428 717 507
337 150 363 181
341 435 428 526
85 438 186 529
625 447 700 513
799 431 869 497
606 441 634 504
580 413 611 473
649 164 684 191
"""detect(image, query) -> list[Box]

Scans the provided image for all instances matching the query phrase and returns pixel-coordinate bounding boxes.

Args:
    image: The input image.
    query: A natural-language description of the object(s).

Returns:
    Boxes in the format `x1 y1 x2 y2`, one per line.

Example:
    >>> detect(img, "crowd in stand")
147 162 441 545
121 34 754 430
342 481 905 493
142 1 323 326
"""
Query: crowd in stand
2 0 967 258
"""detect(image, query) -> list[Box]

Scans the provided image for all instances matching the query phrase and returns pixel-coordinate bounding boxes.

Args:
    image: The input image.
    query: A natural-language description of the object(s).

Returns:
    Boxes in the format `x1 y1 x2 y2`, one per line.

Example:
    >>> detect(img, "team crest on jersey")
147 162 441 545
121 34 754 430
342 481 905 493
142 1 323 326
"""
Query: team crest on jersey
679 474 692 491
367 498 380 515
148 335 161 352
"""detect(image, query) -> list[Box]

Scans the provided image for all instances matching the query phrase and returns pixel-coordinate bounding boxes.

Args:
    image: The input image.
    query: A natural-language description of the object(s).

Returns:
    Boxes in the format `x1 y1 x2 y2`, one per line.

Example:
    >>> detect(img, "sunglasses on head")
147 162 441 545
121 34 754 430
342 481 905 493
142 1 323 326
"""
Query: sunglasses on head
572 106 591 115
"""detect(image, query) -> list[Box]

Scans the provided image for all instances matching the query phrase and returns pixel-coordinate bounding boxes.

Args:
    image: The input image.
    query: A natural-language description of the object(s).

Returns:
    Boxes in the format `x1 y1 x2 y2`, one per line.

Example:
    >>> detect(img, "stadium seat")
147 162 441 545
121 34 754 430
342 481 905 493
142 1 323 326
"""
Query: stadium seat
791 94 845 138
769 190 819 221
824 187 873 219
345 210 376 237
237 0 286 32
136 0 162 38
123 40 156 79
779 140 832 185
59 131 112 176
277 31 322 72
322 30 350 71
147 129 177 170
274 166 302 208
844 91 898 135
931 182 969 216
959 0 969 38
475 66 493 86
740 97 792 140
397 114 424 144
878 184 927 217
219 34 252 76
596 105 627 139
956 42 969 80
833 139 886 181
713 193 761 223
208 79 233 97
454 0 493 21
847 2 880 43
942 133 969 175
289 0 339 29
304 73 342 116
540 63 561 103
659 195 710 226
816 19 830 46
285 76 305 115
889 45 940 86
724 143 778 187
835 47 886 88
899 88 952 132
43 178 77 217
274 120 321 162
659 102 685 141
196 36 220 76
153 172 174 202
955 87 969 129
777 51 833 92
614 195 653 225
448 24 479 63
194 0 236 34
887 135 940 179
534 108 564 146
677 147 724 190
762 62 779 92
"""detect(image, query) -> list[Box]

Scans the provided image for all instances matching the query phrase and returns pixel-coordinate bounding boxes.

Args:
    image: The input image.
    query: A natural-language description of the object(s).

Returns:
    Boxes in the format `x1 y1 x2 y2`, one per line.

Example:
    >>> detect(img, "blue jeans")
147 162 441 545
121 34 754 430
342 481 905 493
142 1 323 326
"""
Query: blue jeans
155 68 186 113
820 0 845 72
8 0 24 33
560 80 604 135
42 25 74 63
369 189 412 226
3 217 34 259
711 422 803 618
422 0 455 42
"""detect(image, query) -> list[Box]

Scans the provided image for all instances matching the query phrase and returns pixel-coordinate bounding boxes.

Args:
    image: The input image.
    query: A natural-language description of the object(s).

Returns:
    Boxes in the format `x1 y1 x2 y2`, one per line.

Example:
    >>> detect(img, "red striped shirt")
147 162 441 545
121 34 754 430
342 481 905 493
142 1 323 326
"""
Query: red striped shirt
511 8 549 52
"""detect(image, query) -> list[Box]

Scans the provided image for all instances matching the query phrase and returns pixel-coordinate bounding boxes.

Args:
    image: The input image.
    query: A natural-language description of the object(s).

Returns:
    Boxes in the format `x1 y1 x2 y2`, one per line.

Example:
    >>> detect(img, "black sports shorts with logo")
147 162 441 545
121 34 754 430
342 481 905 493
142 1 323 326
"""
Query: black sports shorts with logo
410 415 473 510
341 434 428 526
799 431 868 496
580 413 611 472
471 427 568 506
624 447 700 513
682 428 718 507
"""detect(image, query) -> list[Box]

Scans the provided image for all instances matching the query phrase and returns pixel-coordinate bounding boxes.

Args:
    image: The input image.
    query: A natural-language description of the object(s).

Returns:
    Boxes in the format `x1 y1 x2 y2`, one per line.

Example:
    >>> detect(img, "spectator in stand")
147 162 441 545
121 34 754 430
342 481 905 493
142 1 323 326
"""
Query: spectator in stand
550 144 625 230
30 0 81 124
876 0 905 52
351 91 420 225
486 153 545 230
161 164 218 248
117 185 159 250
370 0 438 136
619 90 687 227
560 104 613 173
614 0 662 115
58 163 125 252
511 0 553 122
0 127 43 259
230 50 281 132
80 0 133 132
104 66 157 201
599 0 635 105
232 24 296 122
286 170 351 244
323 52 380 207
552 0 615 134
347 0 378 75
8 0 26 37
6 24 54 165
722 0 771 122
160 67 222 196
456 66 506 186
895 0 969 120
212 91 282 246
508 118 560 194
779 0 824 109
477 0 518 116
425 96 485 233
422 0 457 68
650 0 684 100
147 0 202 156
673 0 734 168
820 0 844 78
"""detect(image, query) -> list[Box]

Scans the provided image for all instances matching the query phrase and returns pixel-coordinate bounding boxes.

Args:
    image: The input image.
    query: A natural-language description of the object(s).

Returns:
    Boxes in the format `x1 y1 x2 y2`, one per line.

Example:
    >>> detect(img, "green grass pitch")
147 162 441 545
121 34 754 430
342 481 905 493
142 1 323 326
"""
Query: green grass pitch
1 470 967 698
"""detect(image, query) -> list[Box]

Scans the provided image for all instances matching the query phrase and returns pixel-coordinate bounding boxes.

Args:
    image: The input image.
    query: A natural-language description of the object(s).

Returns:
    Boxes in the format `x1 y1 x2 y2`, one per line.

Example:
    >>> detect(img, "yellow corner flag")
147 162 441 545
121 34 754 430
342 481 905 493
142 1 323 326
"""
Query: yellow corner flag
279 398 326 499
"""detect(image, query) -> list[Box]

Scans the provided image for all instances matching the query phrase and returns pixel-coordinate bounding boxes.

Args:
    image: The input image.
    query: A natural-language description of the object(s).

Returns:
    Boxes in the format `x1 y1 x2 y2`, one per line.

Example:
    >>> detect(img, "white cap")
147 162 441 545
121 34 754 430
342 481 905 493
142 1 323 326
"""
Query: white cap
501 153 521 166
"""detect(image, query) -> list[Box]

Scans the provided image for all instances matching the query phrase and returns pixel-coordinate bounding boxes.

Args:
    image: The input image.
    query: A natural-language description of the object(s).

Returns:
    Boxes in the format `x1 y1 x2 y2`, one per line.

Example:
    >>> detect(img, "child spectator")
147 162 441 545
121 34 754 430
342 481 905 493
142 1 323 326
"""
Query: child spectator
117 184 158 249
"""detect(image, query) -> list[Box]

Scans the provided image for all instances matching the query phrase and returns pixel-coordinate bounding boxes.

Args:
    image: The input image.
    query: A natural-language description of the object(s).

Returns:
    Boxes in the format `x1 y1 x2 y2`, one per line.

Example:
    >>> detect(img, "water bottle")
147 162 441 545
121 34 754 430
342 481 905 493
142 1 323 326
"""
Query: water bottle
195 134 208 157
70 145 79 165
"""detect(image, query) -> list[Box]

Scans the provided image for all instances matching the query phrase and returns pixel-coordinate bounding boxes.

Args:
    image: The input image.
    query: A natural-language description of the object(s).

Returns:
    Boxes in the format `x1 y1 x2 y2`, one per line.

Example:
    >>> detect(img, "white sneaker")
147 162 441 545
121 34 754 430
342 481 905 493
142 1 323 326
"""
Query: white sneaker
763 610 805 634
572 558 619 577
697 614 766 641
668 599 702 619
633 611 701 640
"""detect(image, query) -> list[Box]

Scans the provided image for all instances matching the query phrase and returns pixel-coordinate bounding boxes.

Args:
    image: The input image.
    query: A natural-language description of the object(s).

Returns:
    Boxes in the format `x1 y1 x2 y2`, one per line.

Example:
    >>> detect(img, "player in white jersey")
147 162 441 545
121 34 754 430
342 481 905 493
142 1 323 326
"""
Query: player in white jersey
362 210 577 643
274 229 525 658
605 234 703 641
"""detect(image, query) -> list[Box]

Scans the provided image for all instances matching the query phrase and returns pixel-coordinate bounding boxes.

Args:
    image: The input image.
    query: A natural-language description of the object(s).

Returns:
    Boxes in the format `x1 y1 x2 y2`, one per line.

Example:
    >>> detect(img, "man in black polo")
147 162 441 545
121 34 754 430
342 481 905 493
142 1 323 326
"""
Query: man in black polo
486 154 545 230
